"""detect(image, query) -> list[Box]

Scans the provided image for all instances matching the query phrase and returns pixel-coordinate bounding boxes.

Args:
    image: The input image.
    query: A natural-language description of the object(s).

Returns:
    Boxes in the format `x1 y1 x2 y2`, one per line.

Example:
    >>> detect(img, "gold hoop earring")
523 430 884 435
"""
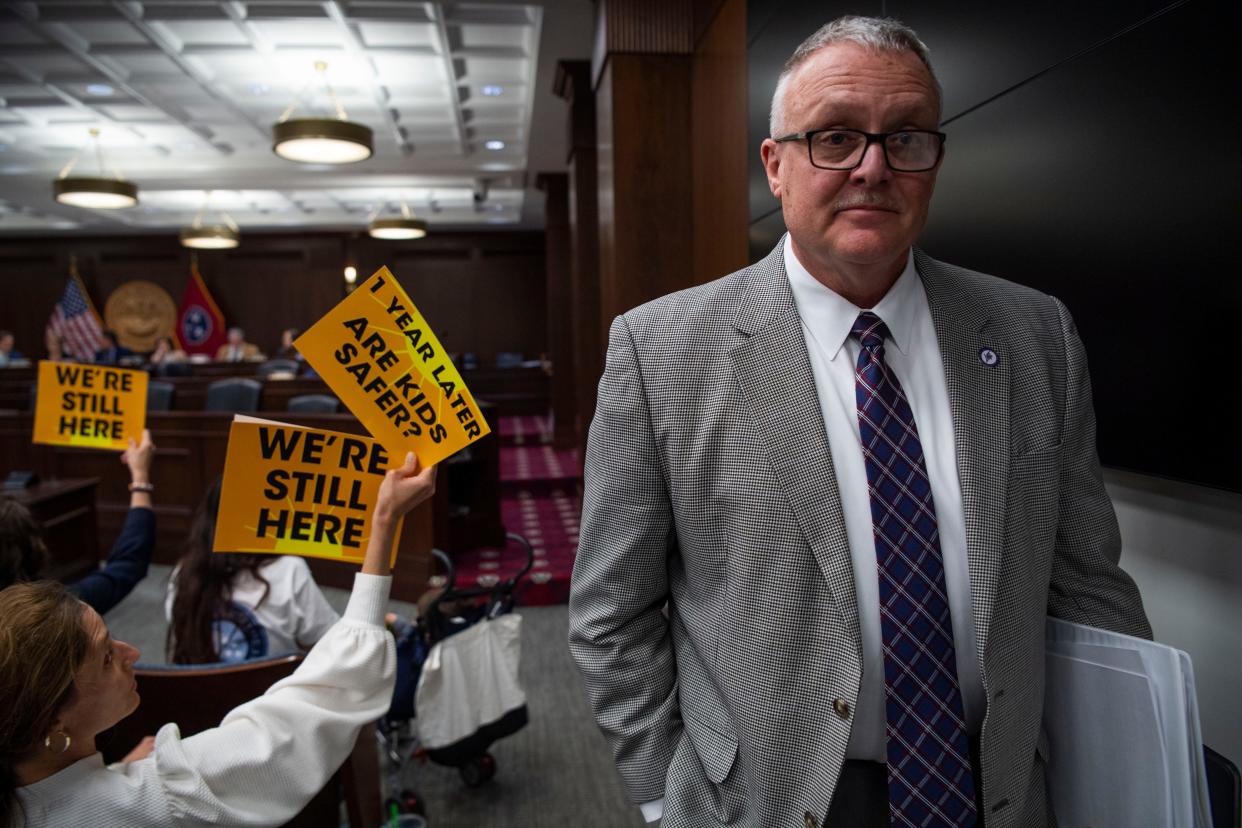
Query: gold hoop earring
44 730 71 754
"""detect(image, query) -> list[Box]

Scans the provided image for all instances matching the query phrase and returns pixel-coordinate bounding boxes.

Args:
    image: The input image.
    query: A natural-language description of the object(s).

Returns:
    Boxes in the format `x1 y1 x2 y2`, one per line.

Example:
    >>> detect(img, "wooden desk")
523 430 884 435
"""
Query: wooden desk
6 478 100 583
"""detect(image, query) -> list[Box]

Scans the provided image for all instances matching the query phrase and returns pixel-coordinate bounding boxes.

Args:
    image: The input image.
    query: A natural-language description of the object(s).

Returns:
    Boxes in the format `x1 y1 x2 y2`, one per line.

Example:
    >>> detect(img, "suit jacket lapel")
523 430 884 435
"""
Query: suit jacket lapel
729 243 862 653
915 249 1009 658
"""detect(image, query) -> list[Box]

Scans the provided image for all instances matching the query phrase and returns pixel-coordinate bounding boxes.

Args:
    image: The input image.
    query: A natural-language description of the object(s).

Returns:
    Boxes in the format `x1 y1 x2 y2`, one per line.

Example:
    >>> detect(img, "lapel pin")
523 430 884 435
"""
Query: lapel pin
979 347 999 367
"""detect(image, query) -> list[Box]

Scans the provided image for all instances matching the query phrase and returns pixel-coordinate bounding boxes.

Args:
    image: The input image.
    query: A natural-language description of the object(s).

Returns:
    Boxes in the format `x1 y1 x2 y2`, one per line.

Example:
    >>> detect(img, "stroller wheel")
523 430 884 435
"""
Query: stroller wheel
458 752 497 788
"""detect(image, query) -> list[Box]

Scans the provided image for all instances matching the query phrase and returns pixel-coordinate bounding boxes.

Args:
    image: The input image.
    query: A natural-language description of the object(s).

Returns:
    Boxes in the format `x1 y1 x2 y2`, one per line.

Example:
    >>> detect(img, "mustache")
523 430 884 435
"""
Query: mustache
832 194 900 213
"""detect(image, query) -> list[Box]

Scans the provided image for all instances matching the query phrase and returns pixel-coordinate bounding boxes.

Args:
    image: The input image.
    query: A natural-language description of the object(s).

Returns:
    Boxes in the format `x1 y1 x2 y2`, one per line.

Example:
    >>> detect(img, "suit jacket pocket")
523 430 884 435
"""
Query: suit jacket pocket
682 706 740 785
1011 440 1062 472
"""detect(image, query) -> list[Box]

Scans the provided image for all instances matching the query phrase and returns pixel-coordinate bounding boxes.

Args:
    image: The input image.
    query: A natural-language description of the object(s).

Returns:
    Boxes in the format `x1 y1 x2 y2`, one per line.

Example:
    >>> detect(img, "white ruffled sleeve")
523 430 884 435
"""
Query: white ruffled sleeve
141 572 394 825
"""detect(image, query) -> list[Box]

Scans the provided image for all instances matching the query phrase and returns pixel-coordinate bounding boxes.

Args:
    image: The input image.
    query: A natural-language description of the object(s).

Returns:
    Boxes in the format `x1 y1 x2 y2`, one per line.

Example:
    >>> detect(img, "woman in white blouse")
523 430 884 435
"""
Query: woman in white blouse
0 452 435 827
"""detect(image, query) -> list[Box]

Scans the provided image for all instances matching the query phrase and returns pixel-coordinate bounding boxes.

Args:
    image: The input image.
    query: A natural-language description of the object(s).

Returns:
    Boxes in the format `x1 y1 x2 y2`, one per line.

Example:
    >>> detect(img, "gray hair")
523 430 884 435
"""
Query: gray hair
768 16 941 137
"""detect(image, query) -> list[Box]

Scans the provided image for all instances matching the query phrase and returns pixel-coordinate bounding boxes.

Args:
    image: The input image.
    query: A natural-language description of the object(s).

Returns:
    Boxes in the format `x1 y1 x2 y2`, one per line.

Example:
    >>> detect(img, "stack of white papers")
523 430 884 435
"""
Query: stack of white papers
1044 618 1212 828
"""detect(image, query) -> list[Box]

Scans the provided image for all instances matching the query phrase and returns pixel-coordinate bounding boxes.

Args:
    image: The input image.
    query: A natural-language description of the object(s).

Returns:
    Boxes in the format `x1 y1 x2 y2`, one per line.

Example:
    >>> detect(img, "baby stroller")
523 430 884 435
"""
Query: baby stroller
379 532 533 822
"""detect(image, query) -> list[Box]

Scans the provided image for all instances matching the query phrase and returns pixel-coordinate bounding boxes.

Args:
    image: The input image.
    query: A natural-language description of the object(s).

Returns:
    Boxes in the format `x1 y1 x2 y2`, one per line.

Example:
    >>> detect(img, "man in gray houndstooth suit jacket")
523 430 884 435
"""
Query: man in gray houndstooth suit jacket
569 15 1150 828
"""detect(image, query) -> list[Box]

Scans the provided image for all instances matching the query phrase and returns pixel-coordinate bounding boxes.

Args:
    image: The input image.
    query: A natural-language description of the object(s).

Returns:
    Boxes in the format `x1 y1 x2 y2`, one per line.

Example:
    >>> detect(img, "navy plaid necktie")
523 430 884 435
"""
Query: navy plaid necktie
850 311 977 827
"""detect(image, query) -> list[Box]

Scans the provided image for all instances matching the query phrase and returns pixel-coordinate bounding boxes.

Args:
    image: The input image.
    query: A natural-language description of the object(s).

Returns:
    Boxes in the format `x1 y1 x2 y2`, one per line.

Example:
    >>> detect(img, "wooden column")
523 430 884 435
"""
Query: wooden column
593 2 695 326
691 0 749 283
592 0 748 324
554 60 602 456
536 172 577 450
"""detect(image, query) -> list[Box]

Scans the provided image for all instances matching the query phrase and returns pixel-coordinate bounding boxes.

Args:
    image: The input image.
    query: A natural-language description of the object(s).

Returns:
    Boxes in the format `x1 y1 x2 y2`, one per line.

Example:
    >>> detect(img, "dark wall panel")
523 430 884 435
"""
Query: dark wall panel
0 230 546 367
749 1 1240 490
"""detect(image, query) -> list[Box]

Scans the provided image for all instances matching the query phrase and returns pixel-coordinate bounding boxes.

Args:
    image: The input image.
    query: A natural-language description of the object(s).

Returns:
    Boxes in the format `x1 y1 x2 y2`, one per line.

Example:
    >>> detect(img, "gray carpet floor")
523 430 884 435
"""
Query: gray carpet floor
105 564 647 828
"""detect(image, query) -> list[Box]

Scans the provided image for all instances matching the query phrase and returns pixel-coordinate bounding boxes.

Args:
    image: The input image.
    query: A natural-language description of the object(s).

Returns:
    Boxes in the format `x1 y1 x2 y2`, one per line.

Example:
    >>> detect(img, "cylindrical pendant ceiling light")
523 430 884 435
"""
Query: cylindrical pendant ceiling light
53 129 138 209
272 61 373 164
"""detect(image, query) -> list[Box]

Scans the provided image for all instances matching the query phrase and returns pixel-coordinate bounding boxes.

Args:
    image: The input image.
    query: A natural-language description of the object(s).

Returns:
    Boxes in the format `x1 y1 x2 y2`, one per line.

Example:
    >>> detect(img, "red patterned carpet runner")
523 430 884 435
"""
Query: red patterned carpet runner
442 415 581 605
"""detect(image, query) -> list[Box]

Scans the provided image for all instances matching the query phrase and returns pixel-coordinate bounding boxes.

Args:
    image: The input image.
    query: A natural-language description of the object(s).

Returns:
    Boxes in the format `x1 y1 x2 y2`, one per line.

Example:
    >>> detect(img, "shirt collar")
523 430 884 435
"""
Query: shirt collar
783 234 919 360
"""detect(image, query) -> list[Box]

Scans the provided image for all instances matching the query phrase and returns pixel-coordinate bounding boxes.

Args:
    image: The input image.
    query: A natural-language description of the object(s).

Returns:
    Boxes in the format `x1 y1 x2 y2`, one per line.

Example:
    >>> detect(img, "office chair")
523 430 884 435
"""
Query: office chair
204 378 262 412
145 381 174 412
287 394 340 413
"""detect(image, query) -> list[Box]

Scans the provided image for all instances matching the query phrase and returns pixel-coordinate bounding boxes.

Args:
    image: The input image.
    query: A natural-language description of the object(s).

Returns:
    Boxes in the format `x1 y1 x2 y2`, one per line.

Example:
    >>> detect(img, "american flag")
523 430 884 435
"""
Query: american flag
47 274 104 362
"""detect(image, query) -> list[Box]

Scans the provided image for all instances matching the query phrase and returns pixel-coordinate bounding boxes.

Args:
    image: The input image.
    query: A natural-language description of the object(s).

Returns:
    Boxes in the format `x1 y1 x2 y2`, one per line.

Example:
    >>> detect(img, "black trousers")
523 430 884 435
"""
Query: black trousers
823 735 985 828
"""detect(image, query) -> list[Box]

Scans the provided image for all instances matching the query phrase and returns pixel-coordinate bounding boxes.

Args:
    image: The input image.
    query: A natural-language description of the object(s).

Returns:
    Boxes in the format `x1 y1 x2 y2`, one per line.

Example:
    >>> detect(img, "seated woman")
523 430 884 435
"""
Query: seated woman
147 336 187 366
1 451 435 827
165 478 339 663
0 431 156 614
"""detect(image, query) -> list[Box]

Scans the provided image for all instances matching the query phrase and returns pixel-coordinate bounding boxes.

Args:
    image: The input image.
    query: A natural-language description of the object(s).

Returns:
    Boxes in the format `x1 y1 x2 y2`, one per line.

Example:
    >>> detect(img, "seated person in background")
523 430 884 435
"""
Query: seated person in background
214 327 263 363
0 431 156 614
273 328 303 362
165 478 339 663
147 336 186 366
1 451 435 827
93 331 133 366
0 330 24 366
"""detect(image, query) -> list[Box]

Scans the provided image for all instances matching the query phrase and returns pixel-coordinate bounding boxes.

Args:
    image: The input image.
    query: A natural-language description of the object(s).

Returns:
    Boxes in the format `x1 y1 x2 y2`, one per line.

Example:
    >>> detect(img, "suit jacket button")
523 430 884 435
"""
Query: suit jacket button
833 698 850 720
804 811 818 828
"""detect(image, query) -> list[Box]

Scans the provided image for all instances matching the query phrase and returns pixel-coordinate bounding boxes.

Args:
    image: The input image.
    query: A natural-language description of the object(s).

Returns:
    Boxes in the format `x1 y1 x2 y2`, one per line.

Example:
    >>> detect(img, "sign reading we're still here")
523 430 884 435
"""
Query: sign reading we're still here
214 416 401 565
32 361 147 451
294 267 490 467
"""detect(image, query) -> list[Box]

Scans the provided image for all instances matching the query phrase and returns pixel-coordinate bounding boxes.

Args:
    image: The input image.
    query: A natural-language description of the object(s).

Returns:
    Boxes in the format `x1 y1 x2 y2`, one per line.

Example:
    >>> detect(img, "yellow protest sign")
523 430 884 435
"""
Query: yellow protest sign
294 266 490 466
214 416 401 565
32 361 148 451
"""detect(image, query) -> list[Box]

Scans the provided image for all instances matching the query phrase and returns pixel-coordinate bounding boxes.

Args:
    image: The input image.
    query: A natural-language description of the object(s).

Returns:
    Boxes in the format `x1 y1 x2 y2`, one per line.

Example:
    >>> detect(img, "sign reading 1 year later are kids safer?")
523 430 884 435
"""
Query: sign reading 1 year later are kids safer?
214 416 401 565
32 361 147 451
294 266 490 467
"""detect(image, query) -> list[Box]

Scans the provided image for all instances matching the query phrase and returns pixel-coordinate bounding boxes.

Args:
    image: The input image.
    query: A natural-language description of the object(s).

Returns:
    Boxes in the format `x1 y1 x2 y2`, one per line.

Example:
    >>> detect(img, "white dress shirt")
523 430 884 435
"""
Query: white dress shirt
640 240 988 821
19 573 395 827
784 235 984 759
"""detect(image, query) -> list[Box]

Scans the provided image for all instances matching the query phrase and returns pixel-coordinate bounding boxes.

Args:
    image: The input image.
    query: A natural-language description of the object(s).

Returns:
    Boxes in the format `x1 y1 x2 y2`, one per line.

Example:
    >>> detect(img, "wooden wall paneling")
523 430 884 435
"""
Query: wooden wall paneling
0 231 547 369
691 0 749 283
361 232 547 365
0 248 82 362
536 172 577 449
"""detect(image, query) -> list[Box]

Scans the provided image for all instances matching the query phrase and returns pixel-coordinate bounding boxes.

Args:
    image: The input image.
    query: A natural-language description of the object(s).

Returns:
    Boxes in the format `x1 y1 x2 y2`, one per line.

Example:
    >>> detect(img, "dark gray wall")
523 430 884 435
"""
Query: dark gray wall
748 1 1240 491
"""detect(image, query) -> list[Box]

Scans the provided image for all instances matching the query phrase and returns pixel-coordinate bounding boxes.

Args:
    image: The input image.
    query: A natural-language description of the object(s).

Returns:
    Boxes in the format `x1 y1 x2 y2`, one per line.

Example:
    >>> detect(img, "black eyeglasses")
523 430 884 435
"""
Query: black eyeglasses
773 128 946 172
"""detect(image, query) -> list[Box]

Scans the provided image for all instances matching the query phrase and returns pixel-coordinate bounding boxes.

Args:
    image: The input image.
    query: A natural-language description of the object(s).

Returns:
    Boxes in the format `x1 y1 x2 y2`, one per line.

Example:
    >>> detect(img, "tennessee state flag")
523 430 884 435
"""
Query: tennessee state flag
176 263 226 356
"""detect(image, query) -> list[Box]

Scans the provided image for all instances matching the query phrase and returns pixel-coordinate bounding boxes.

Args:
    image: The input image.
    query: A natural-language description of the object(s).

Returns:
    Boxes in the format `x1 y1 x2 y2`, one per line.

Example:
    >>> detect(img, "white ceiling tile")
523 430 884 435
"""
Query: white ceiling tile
6 50 93 79
184 50 270 78
457 56 529 80
99 104 170 123
369 52 446 81
444 5 537 27
96 50 185 79
57 20 148 46
0 83 50 100
13 105 94 125
0 21 48 46
249 20 344 49
456 24 533 52
355 22 438 49
151 19 250 48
